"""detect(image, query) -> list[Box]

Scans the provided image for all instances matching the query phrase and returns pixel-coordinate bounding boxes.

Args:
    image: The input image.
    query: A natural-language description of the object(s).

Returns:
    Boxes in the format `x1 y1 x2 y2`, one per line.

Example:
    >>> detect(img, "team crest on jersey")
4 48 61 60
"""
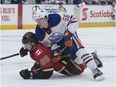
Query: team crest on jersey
43 40 53 47
43 32 63 47
35 49 42 56
48 32 63 42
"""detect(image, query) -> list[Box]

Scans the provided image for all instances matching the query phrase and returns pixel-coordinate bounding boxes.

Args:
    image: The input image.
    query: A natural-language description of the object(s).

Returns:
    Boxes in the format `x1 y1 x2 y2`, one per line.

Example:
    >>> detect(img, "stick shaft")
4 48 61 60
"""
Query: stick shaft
0 53 19 60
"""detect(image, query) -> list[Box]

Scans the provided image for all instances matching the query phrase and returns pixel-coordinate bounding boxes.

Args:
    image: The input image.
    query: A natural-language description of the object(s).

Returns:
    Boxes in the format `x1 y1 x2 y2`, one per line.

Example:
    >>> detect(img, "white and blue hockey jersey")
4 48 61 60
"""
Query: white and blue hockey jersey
35 13 84 60
35 13 103 78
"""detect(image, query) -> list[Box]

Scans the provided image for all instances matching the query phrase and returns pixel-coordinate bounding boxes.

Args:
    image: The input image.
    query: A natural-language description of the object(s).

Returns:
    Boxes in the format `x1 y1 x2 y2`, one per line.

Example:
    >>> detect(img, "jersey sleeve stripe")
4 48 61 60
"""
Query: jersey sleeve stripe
42 68 54 72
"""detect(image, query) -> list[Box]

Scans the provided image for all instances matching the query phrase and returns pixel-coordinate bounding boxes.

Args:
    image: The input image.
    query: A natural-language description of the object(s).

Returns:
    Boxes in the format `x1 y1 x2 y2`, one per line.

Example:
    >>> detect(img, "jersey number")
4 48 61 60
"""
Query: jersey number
40 55 50 66
63 14 70 21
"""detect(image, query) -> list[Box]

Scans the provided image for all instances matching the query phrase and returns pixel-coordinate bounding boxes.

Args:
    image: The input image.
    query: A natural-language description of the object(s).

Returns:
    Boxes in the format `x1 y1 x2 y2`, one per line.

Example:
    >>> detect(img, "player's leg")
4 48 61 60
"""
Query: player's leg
62 59 85 75
72 33 103 80
53 56 85 76
62 20 104 80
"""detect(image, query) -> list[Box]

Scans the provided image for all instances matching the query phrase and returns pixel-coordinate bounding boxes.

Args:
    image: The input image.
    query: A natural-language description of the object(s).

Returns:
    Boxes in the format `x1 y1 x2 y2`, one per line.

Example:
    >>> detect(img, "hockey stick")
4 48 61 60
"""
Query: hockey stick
0 53 19 60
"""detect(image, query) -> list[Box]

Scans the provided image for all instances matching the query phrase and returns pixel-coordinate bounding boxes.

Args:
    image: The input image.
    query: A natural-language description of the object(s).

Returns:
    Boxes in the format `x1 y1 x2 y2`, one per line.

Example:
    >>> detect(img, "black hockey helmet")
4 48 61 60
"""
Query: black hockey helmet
22 32 37 44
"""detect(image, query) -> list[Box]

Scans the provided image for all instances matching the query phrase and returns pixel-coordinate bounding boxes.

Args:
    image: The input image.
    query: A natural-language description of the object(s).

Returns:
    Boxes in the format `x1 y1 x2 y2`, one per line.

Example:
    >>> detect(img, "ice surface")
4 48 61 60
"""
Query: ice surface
0 27 115 87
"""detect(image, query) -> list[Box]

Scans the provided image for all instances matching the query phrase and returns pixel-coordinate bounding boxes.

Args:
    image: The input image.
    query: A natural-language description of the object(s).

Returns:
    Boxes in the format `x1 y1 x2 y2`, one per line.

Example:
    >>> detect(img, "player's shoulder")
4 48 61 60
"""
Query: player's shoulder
35 43 52 56
36 42 44 48
36 42 49 51
35 25 45 41
48 14 61 27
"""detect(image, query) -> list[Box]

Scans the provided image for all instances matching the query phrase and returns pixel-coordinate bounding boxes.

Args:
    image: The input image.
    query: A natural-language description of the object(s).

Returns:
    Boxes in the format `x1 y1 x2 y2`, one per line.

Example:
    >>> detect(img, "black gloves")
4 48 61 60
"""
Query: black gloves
19 47 28 57
19 69 33 79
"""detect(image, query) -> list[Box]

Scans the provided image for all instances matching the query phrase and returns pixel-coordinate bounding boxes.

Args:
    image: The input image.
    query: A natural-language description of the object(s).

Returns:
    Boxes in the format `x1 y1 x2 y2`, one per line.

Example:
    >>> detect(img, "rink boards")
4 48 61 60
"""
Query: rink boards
0 4 115 30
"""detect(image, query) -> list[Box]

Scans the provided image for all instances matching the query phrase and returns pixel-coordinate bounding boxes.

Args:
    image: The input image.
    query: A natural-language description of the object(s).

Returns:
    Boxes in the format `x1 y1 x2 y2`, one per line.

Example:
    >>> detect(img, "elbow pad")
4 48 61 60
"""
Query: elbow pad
64 31 73 47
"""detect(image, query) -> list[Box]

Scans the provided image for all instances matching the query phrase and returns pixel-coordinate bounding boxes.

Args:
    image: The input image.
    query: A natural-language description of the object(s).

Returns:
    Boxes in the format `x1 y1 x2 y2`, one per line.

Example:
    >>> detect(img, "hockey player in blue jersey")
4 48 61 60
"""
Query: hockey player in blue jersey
32 8 103 81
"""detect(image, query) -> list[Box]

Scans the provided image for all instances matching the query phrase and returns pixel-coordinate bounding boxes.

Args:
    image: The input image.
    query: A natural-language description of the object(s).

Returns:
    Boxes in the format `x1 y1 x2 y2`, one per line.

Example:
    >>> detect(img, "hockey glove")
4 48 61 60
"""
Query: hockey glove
53 55 62 62
19 69 33 79
19 47 28 57
64 40 72 47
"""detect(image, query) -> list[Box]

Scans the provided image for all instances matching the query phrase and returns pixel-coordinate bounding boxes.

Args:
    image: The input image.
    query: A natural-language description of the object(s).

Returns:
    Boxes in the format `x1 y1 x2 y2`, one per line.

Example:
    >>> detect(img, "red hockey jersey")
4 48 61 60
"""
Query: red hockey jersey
30 43 53 69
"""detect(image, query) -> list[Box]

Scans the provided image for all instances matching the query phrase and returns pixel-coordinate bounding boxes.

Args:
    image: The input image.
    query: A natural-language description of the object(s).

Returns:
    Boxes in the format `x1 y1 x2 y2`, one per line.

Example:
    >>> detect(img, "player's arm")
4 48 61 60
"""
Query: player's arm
19 61 54 79
20 49 54 79
63 30 73 47
66 18 79 39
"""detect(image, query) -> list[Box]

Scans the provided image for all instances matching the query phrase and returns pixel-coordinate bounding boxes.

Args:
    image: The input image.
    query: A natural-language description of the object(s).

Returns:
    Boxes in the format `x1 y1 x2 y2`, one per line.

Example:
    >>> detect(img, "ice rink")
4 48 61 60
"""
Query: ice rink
0 27 115 87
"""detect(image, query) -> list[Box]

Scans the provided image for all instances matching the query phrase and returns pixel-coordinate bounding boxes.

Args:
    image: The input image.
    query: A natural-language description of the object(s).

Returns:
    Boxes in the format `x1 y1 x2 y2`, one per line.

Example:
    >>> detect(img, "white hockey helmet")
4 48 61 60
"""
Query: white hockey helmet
32 9 48 20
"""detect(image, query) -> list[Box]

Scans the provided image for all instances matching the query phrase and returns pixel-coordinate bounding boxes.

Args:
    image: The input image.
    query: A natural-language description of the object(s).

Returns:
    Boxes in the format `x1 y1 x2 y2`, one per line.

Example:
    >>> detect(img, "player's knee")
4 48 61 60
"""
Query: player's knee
62 56 85 75
53 62 64 72
68 66 83 75
65 61 85 75
77 63 86 74
76 48 88 58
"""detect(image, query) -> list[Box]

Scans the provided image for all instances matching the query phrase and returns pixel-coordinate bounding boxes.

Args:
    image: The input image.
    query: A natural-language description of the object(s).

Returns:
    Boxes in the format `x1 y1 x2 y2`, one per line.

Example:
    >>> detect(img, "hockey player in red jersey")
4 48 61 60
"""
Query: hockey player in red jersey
19 32 85 79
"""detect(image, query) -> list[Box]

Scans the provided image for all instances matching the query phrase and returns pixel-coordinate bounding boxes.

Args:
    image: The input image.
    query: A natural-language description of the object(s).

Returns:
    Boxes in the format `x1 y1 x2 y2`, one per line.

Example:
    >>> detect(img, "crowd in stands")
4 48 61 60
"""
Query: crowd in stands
100 0 114 5
1 0 115 20
1 0 116 5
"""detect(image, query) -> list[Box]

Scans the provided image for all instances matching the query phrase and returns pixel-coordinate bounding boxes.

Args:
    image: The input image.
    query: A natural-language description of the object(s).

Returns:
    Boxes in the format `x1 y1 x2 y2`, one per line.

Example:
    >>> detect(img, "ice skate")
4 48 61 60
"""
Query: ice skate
92 68 104 81
91 51 103 68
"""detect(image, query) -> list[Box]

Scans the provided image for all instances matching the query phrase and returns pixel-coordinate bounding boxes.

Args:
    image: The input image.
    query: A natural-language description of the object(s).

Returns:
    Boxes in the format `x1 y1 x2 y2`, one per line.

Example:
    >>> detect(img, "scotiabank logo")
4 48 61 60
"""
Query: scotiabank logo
81 8 88 21
81 8 113 21
90 10 113 18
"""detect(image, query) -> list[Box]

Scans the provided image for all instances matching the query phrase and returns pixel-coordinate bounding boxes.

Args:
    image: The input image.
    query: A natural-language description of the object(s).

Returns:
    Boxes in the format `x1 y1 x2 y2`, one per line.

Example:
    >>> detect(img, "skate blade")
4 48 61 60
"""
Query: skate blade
95 75 104 81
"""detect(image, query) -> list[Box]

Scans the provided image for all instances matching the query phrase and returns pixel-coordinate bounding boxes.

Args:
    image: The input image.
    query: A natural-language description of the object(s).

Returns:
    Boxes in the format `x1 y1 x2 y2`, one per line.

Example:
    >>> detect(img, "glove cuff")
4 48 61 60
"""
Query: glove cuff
30 71 34 79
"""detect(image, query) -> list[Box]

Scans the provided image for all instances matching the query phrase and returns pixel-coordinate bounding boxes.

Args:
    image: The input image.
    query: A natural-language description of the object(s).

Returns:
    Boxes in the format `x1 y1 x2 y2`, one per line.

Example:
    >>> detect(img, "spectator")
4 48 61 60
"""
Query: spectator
112 2 116 20
11 0 18 4
11 0 22 4
107 0 113 5
22 0 26 3
41 0 50 4
65 0 68 4
56 0 66 4
101 0 107 5
73 0 83 4
51 0 56 4
67 0 73 4
1 0 5 4
1 0 2 4
36 0 41 4
92 0 98 4
58 1 67 14
45 0 52 4
73 0 85 8
83 0 91 4
81 0 98 5
29 0 35 4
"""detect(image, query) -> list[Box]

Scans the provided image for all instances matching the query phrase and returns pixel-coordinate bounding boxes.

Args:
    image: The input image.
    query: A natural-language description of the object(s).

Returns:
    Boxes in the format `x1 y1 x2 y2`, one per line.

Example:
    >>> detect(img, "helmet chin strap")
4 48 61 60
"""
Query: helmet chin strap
27 42 36 52
29 45 34 52
43 18 48 28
